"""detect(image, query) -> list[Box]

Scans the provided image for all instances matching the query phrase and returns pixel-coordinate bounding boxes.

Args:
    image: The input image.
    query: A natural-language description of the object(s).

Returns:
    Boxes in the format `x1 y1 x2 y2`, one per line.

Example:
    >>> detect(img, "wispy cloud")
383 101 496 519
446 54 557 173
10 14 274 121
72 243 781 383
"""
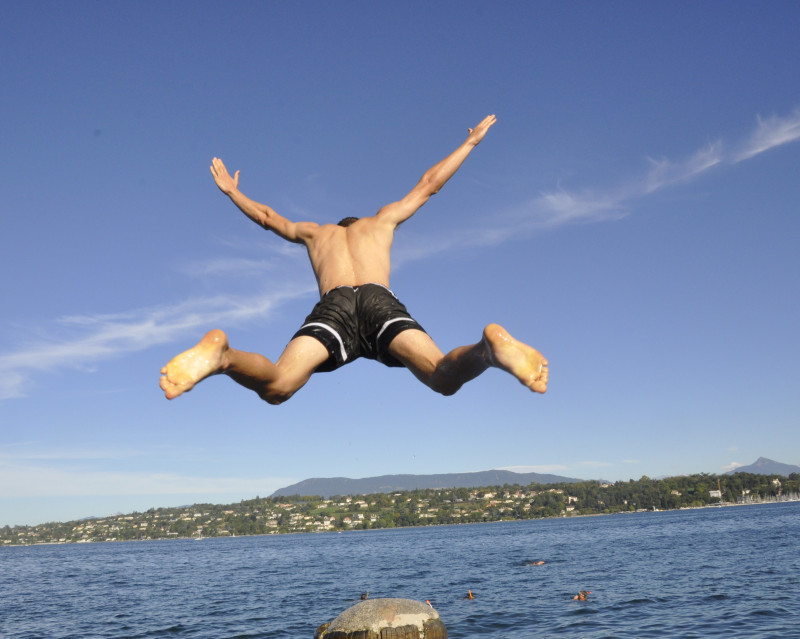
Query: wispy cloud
531 109 798 229
179 257 281 278
177 240 306 278
524 109 798 230
0 441 294 500
0 460 293 498
0 285 315 400
0 444 146 462
734 108 800 162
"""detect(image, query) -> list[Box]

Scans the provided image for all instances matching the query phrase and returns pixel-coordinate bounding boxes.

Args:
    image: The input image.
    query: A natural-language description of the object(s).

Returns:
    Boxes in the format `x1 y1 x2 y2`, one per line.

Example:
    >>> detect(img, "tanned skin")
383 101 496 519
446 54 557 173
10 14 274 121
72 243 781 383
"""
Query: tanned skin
160 115 548 404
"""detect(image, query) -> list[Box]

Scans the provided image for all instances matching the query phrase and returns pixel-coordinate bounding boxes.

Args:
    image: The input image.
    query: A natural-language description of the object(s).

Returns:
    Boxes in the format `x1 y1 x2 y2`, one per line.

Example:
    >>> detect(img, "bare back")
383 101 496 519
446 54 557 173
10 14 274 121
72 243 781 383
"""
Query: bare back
303 216 396 296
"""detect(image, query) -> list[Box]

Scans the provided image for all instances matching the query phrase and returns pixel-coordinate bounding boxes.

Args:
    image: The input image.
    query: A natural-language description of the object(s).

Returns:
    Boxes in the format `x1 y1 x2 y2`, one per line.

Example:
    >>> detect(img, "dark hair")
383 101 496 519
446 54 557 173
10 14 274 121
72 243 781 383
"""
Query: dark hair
338 217 359 227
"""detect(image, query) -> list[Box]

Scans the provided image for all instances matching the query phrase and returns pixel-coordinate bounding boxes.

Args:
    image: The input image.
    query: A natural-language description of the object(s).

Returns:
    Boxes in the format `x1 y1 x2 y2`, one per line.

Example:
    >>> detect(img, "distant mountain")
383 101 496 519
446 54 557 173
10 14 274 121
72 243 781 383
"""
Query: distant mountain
727 457 800 476
271 469 585 498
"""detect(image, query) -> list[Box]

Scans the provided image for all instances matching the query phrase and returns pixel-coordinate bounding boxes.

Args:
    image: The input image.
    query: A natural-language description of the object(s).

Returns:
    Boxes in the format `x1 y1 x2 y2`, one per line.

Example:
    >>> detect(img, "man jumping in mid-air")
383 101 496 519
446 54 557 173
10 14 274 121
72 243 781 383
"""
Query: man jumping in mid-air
159 115 548 404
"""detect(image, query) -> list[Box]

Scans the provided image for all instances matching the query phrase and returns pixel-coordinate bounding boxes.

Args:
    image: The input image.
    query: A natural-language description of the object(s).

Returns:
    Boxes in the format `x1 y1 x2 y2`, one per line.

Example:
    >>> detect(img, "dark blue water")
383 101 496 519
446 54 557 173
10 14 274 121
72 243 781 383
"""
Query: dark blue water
2 502 798 638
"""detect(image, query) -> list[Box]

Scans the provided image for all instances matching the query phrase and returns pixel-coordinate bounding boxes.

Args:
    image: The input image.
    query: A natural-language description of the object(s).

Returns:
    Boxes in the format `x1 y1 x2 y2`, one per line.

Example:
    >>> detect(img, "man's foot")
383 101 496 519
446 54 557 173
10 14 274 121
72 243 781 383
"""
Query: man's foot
483 324 549 393
159 329 229 399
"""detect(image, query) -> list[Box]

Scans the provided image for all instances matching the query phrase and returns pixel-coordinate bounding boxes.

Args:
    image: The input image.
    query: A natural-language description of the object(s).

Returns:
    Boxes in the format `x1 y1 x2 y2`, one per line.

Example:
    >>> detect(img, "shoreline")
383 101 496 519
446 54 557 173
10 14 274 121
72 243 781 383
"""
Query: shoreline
4 498 798 548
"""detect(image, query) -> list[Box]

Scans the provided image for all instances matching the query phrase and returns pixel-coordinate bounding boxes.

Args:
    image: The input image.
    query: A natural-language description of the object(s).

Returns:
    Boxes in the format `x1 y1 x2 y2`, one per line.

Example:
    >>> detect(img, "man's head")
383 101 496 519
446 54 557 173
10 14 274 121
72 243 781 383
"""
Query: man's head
337 217 359 227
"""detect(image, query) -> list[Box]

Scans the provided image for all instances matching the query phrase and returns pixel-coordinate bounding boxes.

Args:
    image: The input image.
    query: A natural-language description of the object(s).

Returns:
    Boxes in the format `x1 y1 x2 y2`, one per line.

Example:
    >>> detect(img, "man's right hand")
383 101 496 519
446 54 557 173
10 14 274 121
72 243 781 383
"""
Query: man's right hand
210 157 240 195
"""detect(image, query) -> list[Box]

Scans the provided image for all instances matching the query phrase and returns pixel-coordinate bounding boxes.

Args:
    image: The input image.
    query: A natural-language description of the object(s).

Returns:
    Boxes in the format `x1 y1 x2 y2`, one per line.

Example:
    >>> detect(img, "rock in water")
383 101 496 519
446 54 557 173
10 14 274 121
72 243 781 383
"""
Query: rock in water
315 598 447 638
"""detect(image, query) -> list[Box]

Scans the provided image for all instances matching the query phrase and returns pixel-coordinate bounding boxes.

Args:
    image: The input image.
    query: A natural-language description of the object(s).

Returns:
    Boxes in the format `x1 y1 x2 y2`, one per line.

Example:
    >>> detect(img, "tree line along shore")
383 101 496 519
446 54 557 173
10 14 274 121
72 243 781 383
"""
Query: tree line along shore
4 472 798 546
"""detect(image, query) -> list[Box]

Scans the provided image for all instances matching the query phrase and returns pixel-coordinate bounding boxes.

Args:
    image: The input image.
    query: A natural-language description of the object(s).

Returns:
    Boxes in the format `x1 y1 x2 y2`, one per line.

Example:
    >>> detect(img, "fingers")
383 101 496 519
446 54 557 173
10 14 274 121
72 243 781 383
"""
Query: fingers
210 157 234 179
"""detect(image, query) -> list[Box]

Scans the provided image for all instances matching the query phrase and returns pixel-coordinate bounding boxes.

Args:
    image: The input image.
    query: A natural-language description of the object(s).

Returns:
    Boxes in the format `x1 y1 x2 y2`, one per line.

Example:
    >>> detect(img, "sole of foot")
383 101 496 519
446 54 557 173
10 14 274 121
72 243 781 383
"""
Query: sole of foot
483 324 548 393
159 329 228 399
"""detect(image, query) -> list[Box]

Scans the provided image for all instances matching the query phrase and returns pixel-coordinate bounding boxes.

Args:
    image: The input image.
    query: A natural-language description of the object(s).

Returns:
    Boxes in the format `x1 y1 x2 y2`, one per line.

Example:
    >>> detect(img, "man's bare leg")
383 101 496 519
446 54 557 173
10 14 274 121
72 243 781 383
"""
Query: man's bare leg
159 330 327 403
389 324 548 395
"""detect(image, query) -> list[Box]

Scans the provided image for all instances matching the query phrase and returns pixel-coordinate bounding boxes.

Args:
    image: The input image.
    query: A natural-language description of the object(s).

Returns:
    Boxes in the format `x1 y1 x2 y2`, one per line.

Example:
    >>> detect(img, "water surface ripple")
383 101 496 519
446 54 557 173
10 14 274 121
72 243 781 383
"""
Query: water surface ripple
2 502 798 638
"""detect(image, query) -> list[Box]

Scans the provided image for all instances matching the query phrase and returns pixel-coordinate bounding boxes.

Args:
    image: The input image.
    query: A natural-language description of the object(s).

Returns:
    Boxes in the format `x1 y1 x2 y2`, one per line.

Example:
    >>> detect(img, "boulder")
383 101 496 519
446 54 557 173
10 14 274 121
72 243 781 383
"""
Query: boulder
315 598 446 639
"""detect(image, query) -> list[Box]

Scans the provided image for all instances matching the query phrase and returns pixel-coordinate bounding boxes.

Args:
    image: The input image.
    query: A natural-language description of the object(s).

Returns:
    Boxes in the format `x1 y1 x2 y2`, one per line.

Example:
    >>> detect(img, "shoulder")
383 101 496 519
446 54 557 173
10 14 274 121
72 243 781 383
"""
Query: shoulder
291 221 322 243
374 198 422 227
359 212 399 233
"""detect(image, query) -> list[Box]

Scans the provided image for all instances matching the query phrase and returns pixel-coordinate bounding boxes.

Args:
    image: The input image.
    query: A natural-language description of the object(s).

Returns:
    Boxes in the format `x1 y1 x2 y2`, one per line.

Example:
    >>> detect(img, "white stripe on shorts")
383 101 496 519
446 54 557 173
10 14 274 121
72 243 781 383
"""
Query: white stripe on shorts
300 322 348 363
376 317 412 344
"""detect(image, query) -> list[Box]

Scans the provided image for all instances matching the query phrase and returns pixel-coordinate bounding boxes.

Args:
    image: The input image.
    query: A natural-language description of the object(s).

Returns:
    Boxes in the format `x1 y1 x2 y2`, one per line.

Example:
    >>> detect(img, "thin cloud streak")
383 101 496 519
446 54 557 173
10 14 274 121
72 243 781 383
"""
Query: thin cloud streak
179 257 282 278
0 461 294 498
178 241 307 278
0 447 145 462
531 108 798 231
734 108 800 161
0 285 316 400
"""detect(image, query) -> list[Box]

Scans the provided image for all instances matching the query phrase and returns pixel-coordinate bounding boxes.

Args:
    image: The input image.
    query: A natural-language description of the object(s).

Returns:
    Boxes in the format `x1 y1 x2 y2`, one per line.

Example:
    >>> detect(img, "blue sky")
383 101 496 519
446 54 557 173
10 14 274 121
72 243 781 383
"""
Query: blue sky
2 2 798 527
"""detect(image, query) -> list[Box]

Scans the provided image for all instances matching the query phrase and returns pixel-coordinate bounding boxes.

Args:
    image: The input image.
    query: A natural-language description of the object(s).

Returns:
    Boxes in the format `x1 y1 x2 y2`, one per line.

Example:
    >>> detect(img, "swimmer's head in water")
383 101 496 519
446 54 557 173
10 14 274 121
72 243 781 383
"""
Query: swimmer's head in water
338 217 359 227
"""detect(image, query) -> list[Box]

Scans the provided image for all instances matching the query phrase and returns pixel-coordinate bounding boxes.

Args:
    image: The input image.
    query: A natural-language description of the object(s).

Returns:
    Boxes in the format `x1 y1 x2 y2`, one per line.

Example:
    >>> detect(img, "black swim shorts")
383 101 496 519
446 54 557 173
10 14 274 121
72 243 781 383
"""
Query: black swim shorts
292 283 426 372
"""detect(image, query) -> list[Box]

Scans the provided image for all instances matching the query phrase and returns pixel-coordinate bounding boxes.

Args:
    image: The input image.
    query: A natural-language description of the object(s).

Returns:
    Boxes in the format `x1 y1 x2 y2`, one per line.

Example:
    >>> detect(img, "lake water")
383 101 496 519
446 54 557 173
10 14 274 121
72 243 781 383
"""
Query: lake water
2 501 798 638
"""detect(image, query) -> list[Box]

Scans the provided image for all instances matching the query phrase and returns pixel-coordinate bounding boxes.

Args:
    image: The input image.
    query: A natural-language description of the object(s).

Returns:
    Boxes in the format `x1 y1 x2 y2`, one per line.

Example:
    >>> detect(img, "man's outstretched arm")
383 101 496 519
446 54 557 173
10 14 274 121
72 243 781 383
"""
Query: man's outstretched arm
376 114 497 226
210 157 317 243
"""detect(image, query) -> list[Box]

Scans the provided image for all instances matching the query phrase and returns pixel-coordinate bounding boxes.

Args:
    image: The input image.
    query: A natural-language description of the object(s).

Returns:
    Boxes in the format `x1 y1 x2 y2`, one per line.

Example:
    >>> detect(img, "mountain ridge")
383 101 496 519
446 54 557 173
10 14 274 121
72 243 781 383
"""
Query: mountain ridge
272 469 588 498
727 457 800 476
273 457 800 498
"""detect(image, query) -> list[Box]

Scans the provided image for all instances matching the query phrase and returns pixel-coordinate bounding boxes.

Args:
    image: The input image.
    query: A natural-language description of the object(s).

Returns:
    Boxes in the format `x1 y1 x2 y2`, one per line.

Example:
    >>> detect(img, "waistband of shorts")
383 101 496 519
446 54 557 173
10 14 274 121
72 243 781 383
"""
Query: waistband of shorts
322 283 394 297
